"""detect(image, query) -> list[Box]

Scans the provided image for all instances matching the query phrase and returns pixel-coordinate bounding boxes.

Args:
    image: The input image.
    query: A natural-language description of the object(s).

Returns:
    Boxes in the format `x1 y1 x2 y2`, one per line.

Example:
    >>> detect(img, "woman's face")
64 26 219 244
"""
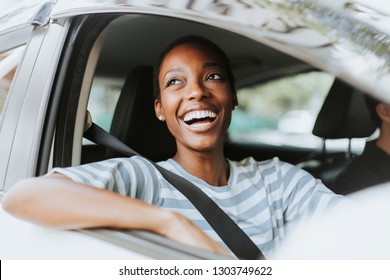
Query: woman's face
155 42 237 153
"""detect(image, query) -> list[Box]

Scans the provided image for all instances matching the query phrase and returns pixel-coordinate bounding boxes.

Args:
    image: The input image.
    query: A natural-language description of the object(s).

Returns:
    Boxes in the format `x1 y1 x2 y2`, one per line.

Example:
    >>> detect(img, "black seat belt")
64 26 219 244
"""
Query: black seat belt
84 122 265 260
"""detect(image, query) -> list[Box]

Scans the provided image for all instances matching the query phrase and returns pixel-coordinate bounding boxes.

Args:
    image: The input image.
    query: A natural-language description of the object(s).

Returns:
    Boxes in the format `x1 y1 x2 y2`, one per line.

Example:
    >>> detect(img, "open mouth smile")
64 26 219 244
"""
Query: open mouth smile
182 110 217 127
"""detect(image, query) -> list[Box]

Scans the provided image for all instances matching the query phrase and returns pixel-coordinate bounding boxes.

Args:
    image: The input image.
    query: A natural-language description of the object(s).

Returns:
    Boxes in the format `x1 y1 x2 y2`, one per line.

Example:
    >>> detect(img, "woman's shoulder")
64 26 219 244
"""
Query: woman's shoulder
50 155 159 179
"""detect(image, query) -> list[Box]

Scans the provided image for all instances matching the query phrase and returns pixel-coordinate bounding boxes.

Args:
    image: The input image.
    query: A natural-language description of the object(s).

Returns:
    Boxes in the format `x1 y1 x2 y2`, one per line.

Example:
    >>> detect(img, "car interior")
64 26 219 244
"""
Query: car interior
297 79 377 193
48 13 377 196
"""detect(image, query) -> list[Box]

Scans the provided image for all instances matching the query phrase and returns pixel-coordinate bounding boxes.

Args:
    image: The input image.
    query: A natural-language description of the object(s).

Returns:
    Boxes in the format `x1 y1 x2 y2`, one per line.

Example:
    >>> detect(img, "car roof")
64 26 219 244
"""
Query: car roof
1 0 390 102
0 0 44 32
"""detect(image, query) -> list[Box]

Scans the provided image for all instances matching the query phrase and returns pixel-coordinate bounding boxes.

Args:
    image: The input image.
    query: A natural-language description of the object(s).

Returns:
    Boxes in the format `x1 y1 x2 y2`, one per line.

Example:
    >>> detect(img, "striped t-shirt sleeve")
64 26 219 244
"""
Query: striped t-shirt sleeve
277 159 343 222
49 156 162 204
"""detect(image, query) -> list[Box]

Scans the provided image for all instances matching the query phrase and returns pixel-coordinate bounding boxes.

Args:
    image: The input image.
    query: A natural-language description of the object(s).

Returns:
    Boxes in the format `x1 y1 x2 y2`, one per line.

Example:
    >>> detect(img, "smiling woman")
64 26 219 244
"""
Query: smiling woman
2 35 343 260
154 36 237 186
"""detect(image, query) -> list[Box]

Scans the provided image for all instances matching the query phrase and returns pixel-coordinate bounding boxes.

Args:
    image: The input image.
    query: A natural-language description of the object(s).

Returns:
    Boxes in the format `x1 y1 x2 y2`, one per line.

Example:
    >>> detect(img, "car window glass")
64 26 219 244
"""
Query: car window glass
229 71 366 152
0 45 25 120
87 78 122 133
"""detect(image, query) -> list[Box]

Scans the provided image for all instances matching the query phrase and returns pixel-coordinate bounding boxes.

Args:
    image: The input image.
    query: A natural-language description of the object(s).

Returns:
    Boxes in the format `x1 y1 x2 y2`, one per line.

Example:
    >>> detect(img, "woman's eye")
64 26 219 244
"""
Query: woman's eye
166 78 181 87
207 73 223 80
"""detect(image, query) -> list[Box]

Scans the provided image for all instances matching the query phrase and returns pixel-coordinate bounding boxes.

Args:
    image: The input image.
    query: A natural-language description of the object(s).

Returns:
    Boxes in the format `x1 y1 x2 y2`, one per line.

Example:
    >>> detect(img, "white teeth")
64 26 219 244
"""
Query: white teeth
183 110 217 122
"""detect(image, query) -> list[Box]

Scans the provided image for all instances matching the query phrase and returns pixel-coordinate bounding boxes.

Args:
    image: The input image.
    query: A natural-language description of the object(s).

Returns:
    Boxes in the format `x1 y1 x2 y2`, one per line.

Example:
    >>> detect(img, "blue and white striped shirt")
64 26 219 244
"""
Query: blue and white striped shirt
52 156 342 258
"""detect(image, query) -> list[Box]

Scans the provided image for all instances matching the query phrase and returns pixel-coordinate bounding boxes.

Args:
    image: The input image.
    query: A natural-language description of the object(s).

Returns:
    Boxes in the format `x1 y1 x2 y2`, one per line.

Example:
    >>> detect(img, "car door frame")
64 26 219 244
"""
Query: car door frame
0 18 70 192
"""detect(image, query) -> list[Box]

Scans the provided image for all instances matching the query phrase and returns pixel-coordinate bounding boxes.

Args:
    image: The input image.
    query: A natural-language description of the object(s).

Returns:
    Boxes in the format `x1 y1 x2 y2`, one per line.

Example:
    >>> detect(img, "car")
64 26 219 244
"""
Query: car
1 0 390 260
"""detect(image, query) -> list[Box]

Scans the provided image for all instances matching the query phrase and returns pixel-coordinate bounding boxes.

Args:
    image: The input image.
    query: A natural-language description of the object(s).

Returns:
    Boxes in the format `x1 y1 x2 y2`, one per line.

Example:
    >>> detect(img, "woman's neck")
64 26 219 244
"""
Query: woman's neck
173 147 229 187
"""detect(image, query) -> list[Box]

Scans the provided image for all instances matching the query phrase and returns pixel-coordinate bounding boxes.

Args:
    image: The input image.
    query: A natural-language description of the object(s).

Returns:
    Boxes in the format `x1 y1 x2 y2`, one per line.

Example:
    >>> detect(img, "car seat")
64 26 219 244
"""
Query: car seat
297 79 377 193
107 65 176 161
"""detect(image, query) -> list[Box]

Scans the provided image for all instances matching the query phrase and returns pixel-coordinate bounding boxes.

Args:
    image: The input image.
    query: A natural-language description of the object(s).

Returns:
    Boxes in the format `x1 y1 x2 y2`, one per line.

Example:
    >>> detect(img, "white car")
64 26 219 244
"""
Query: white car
1 0 389 259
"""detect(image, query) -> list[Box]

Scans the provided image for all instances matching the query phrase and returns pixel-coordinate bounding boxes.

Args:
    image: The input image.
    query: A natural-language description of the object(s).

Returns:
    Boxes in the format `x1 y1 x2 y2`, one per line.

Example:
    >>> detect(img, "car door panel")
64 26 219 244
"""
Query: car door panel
1 21 70 191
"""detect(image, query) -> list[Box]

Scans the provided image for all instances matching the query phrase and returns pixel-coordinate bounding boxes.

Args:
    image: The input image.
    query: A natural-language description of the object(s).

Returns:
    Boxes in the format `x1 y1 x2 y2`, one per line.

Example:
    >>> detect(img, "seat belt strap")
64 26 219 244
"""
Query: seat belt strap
84 123 265 260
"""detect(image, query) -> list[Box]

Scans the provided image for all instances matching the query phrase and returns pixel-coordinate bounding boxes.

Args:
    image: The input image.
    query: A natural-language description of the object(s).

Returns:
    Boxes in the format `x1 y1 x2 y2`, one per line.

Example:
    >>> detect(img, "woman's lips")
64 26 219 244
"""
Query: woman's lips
180 108 219 132
183 110 217 125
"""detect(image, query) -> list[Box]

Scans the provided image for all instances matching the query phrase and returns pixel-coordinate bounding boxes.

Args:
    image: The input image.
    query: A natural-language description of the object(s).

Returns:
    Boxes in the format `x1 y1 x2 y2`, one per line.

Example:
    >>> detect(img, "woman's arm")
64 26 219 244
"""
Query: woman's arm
2 173 229 257
278 161 343 221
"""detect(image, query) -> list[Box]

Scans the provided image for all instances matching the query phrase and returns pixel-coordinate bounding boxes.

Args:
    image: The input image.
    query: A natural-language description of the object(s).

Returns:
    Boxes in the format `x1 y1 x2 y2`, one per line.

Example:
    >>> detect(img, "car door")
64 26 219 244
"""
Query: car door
0 11 70 192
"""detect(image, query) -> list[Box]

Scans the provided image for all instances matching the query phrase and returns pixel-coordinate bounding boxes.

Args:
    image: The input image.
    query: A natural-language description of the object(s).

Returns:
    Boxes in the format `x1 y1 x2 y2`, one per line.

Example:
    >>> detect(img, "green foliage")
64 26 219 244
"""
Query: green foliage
229 71 334 134
237 71 333 118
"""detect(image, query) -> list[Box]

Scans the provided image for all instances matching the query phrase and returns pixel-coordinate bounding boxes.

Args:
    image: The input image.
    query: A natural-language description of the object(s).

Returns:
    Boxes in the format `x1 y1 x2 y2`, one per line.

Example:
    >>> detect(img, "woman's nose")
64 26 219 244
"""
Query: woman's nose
187 80 209 100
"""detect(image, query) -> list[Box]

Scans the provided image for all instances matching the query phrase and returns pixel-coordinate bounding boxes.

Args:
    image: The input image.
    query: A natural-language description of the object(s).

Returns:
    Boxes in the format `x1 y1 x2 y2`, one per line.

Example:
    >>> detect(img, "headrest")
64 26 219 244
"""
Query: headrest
108 65 176 161
312 79 377 139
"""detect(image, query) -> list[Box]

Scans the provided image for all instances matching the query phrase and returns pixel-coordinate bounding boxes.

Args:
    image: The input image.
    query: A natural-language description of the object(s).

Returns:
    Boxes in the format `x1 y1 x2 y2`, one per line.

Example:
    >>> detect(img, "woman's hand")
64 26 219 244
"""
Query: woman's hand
157 210 231 258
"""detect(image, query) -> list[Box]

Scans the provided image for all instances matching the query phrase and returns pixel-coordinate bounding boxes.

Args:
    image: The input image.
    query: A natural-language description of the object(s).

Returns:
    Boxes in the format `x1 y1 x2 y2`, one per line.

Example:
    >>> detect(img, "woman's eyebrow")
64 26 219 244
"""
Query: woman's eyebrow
203 62 224 70
162 63 223 79
163 66 184 79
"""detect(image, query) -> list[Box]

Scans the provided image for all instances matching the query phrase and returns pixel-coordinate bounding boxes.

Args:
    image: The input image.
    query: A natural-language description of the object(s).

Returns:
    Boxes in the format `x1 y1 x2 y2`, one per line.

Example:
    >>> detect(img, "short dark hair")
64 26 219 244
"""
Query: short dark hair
365 95 381 128
153 35 236 99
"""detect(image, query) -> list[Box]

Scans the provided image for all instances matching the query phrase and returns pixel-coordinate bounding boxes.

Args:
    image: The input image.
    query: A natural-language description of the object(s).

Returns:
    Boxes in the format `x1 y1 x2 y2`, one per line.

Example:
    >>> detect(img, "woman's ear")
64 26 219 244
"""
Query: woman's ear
154 99 165 121
232 92 238 110
376 103 390 124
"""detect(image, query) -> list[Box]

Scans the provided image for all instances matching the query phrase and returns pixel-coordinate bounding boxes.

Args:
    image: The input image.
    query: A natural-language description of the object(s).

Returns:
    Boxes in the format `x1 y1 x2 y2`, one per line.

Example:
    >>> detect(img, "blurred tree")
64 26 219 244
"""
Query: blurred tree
237 71 333 119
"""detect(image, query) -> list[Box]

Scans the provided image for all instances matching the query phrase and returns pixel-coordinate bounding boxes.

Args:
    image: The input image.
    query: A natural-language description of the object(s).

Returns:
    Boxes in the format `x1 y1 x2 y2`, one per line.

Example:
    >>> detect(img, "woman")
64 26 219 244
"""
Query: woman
3 35 342 259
